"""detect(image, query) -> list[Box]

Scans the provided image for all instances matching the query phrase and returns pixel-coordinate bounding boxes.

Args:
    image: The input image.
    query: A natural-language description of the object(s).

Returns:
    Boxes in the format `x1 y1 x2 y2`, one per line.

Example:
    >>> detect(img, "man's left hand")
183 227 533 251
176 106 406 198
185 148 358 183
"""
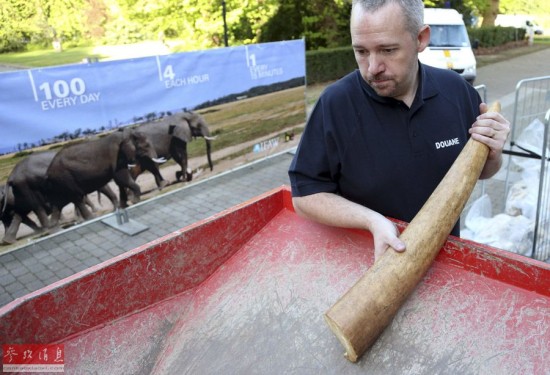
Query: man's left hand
469 102 511 161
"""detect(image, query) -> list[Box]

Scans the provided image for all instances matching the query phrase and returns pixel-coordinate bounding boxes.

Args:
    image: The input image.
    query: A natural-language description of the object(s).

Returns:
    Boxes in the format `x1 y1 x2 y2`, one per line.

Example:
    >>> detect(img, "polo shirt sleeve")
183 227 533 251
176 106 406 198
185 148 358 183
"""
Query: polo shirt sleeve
288 94 341 198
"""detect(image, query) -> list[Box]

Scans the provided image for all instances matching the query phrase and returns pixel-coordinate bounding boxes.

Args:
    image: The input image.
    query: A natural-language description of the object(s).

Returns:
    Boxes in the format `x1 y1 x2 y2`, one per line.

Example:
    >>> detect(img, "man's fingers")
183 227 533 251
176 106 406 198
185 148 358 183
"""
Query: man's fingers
374 239 406 261
390 239 406 252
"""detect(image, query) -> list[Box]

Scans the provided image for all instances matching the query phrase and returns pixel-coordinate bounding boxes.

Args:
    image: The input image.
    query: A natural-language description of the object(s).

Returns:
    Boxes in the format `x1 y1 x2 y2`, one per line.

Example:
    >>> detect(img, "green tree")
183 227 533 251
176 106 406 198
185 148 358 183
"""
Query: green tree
83 0 109 39
227 0 280 45
41 0 87 42
260 0 351 50
5 0 547 56
98 0 280 49
500 0 549 13
0 0 39 51
424 0 493 26
0 0 110 51
480 0 500 26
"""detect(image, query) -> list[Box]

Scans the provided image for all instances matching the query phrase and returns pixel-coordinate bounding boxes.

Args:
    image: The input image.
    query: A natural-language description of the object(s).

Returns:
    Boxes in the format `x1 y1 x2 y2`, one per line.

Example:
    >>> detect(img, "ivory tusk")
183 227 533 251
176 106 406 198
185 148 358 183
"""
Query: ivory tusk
153 157 167 164
324 102 502 363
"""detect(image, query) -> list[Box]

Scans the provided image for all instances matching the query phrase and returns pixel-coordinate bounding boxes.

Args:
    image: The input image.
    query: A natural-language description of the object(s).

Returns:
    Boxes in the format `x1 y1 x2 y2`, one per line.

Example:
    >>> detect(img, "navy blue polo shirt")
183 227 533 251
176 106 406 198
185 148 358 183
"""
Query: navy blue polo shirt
288 63 482 236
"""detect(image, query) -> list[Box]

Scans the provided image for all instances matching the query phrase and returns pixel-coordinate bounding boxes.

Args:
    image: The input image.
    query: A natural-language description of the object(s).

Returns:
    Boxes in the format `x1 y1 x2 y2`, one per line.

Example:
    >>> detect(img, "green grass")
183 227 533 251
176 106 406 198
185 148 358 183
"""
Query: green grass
534 35 550 44
0 46 105 67
0 41 171 67
0 154 24 184
187 87 306 161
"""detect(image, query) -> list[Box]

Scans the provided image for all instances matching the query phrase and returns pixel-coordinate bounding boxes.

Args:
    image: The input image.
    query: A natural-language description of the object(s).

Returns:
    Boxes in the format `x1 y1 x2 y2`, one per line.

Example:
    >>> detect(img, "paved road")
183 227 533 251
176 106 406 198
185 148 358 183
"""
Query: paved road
477 47 550 107
1 48 549 308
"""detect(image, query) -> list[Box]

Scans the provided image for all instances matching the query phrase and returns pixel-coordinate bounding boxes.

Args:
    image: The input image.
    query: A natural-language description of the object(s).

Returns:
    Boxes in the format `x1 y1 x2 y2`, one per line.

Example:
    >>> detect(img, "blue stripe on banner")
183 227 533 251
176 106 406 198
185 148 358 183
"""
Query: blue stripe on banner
0 39 305 155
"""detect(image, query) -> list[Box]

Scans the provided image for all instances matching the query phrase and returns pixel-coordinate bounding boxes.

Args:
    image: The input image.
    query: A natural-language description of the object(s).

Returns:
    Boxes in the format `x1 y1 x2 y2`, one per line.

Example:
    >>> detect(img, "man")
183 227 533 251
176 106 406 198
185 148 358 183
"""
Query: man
288 0 510 260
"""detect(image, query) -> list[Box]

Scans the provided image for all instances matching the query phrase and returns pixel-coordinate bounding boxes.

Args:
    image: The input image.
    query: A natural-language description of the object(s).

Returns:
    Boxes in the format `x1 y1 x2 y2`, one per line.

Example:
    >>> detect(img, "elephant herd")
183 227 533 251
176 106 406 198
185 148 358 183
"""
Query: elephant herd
0 111 215 245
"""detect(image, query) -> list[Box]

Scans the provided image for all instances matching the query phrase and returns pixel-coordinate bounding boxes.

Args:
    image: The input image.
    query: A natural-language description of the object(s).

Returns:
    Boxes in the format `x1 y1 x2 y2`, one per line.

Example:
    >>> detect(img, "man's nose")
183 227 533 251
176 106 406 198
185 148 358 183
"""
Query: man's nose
368 54 385 75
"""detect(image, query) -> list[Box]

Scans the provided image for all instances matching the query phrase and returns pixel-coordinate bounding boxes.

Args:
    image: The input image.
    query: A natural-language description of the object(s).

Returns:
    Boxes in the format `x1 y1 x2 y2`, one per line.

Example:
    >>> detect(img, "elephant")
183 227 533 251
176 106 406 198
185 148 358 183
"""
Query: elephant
45 128 164 227
72 184 119 222
1 184 41 237
1 151 122 244
133 111 215 185
83 185 118 213
2 151 57 244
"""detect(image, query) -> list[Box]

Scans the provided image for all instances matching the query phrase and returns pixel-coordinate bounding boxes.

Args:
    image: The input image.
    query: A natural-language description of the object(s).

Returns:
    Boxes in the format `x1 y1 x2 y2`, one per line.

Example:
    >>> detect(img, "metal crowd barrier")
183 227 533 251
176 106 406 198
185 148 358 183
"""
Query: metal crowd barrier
473 84 487 195
503 76 550 261
474 84 487 104
532 109 550 261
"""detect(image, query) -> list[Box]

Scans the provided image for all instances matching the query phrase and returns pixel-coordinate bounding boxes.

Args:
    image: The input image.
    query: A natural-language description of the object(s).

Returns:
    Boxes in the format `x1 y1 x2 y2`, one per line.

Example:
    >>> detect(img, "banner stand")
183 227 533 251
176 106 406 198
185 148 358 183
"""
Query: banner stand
101 208 148 236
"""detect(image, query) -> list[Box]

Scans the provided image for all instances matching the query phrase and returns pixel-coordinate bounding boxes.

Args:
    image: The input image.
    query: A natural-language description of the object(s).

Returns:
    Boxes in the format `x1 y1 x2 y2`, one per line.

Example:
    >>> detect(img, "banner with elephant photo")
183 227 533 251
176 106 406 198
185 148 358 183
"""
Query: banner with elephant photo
0 39 305 155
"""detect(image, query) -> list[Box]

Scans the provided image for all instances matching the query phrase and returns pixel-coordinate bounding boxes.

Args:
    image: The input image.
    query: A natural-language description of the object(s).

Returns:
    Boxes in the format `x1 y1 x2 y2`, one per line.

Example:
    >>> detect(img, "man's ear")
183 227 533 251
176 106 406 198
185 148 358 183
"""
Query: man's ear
417 25 431 53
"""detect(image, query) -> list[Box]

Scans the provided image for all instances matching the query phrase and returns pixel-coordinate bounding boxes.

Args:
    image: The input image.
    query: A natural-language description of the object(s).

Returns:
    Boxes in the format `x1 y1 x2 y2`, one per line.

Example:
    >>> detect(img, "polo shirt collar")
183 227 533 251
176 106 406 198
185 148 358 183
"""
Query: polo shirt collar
418 62 439 101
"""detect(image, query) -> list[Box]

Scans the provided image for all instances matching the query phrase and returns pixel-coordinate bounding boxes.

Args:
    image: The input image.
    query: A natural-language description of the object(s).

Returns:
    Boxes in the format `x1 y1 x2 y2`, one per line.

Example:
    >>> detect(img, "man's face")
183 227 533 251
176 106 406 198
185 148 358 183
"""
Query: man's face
351 3 429 102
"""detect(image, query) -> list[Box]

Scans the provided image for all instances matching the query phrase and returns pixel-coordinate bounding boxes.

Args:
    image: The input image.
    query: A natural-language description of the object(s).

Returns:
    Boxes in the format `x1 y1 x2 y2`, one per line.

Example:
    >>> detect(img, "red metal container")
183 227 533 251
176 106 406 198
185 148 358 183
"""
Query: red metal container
1 187 548 374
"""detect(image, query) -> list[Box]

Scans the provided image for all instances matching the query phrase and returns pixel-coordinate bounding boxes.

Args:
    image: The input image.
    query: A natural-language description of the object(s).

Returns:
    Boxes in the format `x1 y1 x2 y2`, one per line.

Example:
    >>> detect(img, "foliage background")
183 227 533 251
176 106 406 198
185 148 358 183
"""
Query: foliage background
1 0 549 53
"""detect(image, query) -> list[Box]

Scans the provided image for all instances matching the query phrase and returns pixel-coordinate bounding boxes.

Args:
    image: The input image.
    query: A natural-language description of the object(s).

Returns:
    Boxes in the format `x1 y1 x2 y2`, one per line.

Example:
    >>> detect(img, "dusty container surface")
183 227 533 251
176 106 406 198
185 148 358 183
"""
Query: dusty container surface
0 186 548 374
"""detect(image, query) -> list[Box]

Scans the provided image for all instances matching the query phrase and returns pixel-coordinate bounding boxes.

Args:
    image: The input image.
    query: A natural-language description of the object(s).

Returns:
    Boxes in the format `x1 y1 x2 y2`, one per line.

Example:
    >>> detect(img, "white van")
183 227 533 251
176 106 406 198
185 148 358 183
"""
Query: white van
419 8 477 84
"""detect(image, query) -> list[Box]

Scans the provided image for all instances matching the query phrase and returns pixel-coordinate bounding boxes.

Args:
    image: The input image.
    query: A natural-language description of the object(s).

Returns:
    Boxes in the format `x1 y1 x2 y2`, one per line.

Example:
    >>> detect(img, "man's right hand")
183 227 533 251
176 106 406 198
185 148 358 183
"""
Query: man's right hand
368 213 406 261
292 193 406 262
